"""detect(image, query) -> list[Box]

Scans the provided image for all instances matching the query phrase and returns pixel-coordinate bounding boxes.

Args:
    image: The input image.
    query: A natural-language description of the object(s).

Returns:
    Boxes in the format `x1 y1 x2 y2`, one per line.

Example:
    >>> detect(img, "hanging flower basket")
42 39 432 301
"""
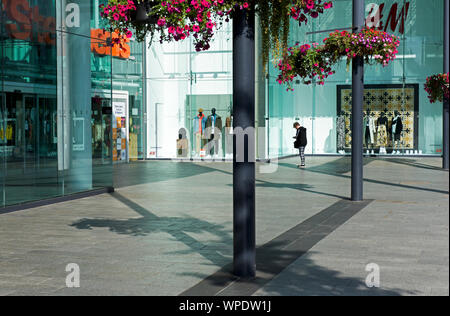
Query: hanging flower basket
424 73 449 103
100 0 334 61
277 43 335 89
277 28 400 90
323 28 400 66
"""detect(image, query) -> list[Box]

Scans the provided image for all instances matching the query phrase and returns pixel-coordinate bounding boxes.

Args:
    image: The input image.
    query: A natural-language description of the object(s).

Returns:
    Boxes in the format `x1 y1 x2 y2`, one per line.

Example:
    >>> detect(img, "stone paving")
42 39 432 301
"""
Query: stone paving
0 157 448 296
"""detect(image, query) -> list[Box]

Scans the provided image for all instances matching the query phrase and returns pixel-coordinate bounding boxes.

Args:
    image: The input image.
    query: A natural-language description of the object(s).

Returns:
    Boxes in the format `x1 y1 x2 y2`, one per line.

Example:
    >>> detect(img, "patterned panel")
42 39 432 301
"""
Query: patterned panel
339 86 417 150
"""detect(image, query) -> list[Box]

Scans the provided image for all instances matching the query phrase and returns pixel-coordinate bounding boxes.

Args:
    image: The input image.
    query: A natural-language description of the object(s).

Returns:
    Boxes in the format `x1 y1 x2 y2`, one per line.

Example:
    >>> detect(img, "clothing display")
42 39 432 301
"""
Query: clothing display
363 116 376 147
225 116 233 156
0 120 16 146
391 115 403 141
336 115 345 150
206 114 223 137
338 85 418 153
206 113 222 156
193 112 207 155
195 132 203 155
193 113 207 135
376 116 389 147
176 138 189 158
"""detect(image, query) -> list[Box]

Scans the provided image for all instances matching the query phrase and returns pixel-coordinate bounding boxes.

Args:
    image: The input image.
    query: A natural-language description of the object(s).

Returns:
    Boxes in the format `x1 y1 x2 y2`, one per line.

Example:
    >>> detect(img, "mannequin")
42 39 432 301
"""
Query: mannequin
225 108 233 158
206 108 222 157
193 108 207 156
176 127 189 158
336 111 345 154
391 110 403 154
363 109 376 154
377 112 389 154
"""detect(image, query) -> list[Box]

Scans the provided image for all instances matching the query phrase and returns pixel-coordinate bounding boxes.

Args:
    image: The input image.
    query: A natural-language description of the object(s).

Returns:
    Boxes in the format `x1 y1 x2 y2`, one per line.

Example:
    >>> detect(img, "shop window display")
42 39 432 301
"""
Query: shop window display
337 84 419 155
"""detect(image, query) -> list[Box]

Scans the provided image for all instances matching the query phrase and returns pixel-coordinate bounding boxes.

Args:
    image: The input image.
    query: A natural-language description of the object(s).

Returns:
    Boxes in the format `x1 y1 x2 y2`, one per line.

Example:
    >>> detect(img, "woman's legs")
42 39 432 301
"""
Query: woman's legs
299 146 305 166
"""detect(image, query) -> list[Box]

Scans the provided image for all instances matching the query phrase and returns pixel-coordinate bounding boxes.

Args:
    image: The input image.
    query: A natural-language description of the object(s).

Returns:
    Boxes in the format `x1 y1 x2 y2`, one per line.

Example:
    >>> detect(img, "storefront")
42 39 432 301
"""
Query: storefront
1 0 145 209
1 0 445 210
145 0 445 160
266 0 444 157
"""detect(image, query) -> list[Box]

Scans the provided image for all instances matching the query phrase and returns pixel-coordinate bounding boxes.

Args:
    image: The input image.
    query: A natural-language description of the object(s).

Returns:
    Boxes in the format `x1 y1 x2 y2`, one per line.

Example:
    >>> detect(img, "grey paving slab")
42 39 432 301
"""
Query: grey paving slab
0 157 448 296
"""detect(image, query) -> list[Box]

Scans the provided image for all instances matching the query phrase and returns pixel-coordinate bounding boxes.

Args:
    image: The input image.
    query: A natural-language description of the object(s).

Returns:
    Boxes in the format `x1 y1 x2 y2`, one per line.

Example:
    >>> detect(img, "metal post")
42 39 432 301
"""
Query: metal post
443 0 449 170
351 0 364 201
233 7 256 278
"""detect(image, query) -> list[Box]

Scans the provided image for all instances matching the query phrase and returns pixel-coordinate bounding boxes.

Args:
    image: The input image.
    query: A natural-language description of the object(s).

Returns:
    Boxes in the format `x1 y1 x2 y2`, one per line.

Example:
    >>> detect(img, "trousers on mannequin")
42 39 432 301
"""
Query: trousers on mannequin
207 134 220 156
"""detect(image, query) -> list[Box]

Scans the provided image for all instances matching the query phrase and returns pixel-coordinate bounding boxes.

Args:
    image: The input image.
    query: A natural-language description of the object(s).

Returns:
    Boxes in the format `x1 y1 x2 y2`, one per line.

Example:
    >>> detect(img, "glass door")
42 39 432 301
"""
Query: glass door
23 95 37 174
0 92 5 207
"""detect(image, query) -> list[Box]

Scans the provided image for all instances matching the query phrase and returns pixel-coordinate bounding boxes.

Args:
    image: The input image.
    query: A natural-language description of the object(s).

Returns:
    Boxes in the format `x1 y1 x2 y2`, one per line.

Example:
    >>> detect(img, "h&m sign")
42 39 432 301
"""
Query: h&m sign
366 2 410 34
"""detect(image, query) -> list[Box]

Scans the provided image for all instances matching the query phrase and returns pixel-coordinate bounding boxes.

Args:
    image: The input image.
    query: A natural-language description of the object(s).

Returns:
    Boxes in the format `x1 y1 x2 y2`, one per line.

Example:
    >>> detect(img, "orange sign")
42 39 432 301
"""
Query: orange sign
2 0 56 44
91 29 131 59
2 0 130 59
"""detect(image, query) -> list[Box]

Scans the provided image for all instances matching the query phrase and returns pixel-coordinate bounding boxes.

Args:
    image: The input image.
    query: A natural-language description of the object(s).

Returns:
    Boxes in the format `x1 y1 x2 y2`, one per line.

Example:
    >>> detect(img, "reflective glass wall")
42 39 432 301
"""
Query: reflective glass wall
146 24 233 159
1 0 113 208
144 0 444 160
267 0 444 157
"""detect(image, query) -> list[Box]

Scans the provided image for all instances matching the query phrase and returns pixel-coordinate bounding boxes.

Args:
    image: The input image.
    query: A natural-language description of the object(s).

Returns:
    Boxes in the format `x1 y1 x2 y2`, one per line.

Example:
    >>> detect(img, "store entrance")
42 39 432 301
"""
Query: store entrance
91 90 129 163
1 91 59 204
1 93 57 167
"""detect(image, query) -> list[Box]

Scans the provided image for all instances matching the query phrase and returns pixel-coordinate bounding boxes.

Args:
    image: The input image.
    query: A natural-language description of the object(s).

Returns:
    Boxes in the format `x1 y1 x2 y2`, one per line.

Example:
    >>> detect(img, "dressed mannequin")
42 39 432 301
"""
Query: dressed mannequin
205 108 223 157
377 113 389 154
336 111 346 154
391 110 403 154
225 109 233 158
363 109 376 154
176 127 189 158
193 108 207 157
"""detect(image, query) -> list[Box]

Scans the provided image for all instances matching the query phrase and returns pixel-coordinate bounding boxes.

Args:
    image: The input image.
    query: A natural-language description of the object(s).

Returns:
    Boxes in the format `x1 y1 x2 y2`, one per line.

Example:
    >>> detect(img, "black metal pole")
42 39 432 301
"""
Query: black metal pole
443 0 449 170
351 0 364 201
233 7 256 278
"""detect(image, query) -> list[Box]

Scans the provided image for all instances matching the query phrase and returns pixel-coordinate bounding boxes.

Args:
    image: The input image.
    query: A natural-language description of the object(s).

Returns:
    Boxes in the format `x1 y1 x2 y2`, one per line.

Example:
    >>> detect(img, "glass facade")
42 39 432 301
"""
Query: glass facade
146 24 233 159
145 0 444 160
1 0 446 208
267 0 444 157
1 0 145 208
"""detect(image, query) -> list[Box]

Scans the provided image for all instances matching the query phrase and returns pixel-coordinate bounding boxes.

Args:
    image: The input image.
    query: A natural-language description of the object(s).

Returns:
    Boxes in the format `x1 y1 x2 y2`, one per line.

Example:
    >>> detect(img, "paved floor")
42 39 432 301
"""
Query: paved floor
0 157 448 296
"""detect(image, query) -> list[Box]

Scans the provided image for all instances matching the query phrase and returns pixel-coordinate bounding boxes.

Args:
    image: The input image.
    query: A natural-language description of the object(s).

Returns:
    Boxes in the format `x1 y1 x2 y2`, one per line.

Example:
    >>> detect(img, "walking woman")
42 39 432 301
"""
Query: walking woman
293 122 307 168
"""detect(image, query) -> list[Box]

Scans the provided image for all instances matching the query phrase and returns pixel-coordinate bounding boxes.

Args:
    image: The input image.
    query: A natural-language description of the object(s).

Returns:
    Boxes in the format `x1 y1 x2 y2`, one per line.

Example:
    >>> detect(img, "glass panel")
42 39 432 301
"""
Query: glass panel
190 26 233 159
1 0 61 205
147 39 192 159
0 0 114 209
267 0 443 158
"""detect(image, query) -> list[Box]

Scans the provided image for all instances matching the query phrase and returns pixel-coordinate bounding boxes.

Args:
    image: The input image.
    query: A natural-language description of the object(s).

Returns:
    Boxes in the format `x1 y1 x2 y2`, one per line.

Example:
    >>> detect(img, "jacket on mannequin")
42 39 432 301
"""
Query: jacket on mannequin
193 112 207 136
205 109 223 139
363 115 376 145
391 115 403 137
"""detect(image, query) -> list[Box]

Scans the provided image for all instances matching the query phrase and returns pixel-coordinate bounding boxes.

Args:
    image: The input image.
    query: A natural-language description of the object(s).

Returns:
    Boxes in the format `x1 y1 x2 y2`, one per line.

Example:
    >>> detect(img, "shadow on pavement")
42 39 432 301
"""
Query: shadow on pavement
379 157 448 171
70 191 232 267
113 161 220 188
180 241 415 296
278 158 449 195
